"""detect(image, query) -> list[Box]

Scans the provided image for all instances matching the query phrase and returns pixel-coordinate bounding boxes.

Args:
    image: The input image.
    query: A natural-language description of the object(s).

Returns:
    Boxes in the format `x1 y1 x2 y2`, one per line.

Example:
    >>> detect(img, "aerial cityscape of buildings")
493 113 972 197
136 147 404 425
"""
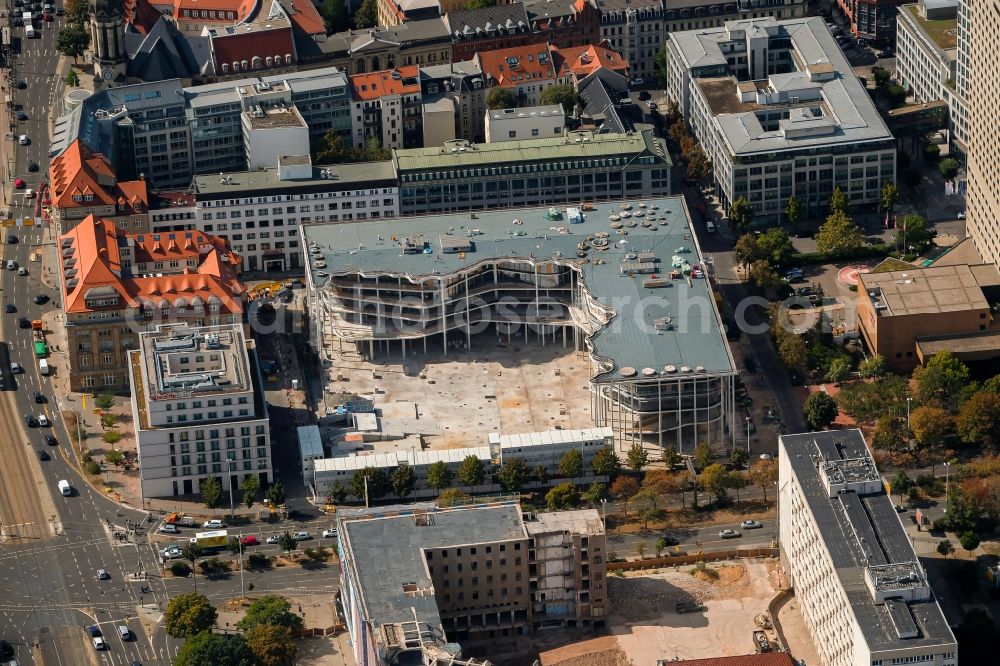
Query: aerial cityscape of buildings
2 0 999 662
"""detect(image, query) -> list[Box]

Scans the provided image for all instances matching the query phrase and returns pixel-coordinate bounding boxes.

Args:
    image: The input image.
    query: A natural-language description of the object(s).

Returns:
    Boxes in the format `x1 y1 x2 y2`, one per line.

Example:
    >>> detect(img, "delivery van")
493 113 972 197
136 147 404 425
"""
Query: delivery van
58 479 71 496
39 358 49 375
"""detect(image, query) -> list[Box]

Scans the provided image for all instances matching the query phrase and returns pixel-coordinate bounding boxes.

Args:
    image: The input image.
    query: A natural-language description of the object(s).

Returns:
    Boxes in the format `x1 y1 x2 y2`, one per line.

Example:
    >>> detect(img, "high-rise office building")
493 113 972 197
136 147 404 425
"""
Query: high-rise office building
963 0 1000 267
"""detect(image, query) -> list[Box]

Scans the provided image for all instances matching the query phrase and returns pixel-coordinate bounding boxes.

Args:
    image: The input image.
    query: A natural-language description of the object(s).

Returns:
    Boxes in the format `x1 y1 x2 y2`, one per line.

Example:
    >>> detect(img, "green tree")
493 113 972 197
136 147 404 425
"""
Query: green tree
545 482 580 510
312 132 353 163
200 477 222 510
686 146 712 183
653 47 669 87
175 631 252 666
784 195 801 226
699 463 730 500
816 210 864 255
756 227 795 264
957 391 1000 450
825 356 853 384
539 84 582 114
65 70 79 87
749 459 778 502
592 446 622 478
939 157 960 181
534 464 549 485
437 488 470 506
244 623 297 666
426 461 454 491
180 542 204 592
727 470 749 501
458 455 485 490
242 474 260 509
749 260 783 294
498 457 528 493
611 475 640 515
914 352 970 410
661 446 682 471
859 354 887 379
804 392 839 430
879 182 901 217
729 447 749 470
890 470 914 503
327 481 347 504
349 467 390 501
390 464 416 499
694 442 716 471
886 84 907 108
100 412 120 428
558 449 584 480
105 448 126 467
923 142 941 161
57 24 90 63
778 335 807 372
872 67 891 86
729 196 754 234
101 430 122 446
626 443 649 474
64 0 89 24
237 595 304 631
353 0 377 28
734 234 760 273
829 187 850 215
655 537 668 558
632 488 659 529
319 0 350 34
898 213 934 246
872 415 908 452
485 87 517 110
959 531 980 557
277 532 297 557
909 405 953 450
937 539 954 558
581 482 607 506
265 481 286 507
95 393 115 410
227 536 242 557
164 592 216 638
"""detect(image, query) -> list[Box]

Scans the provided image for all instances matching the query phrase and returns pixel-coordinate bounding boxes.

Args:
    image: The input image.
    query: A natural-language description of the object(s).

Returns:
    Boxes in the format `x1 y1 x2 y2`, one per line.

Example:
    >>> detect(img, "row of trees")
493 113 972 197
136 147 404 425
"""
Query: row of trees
199 477 283 512
56 0 91 62
166 593 300 665
664 112 712 184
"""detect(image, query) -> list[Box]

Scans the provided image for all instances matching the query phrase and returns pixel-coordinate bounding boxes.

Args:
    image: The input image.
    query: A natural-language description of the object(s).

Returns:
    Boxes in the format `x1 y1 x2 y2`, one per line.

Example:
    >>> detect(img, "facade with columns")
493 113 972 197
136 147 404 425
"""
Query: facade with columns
90 0 127 85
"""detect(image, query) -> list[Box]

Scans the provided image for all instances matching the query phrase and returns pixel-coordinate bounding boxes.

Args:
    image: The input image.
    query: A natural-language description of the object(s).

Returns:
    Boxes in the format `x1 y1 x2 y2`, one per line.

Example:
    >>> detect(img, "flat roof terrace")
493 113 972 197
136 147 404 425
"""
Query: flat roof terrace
243 105 306 129
860 264 989 316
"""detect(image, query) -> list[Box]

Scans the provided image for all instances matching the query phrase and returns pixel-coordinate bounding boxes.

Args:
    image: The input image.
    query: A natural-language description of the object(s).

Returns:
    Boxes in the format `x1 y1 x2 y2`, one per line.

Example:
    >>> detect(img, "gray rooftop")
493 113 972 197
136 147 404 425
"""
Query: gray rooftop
194 161 396 198
670 17 894 155
339 502 526 628
302 197 736 378
781 430 956 653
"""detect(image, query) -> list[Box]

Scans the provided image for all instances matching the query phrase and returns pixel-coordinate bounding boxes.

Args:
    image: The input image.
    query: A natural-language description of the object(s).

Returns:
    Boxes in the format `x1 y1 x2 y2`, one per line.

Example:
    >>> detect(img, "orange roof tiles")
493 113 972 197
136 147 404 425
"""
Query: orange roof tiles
49 140 149 213
553 42 630 78
350 66 422 101
59 216 244 316
281 0 325 36
475 43 559 88
169 0 255 21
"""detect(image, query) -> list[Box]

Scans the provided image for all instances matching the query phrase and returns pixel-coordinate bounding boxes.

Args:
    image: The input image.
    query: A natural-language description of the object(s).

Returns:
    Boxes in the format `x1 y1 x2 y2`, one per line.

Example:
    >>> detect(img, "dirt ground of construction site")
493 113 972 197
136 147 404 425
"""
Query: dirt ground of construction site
324 330 595 447
528 558 821 666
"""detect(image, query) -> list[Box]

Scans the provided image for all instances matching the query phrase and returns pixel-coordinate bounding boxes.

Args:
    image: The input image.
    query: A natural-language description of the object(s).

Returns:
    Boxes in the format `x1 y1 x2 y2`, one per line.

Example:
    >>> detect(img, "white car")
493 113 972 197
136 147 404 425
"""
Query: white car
321 528 338 539
265 535 281 544
957 211 966 219
740 520 763 530
202 519 226 529
161 546 183 559
37 414 49 427
158 523 180 534
292 531 312 541
718 529 741 539
92 636 106 650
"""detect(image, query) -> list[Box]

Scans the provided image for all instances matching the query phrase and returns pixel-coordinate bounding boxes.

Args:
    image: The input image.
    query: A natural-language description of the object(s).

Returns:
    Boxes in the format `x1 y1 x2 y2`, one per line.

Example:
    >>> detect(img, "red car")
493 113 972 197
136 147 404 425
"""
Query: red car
240 535 259 546
14 178 25 189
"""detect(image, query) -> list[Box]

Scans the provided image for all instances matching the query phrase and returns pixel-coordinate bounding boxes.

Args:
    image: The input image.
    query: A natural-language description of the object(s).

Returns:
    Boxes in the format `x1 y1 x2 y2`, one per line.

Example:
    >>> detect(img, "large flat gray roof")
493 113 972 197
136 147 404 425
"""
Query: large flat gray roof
780 430 956 653
670 17 894 156
339 502 526 628
302 197 736 378
194 161 396 198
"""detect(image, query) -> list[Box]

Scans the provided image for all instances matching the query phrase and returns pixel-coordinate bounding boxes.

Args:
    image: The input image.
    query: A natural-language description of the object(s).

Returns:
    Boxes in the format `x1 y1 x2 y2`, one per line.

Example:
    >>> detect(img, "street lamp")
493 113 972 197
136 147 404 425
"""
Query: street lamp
944 461 951 513
600 498 607 532
227 458 236 520
746 417 751 454
906 397 912 432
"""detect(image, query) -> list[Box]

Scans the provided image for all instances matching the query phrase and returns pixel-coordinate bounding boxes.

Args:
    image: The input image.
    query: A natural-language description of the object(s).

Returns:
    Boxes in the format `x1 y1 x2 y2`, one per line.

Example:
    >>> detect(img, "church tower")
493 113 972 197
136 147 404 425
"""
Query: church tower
90 0 126 84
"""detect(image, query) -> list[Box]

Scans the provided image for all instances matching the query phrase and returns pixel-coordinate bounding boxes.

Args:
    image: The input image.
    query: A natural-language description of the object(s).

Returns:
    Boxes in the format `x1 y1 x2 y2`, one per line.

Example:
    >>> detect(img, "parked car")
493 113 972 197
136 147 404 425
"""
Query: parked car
292 531 312 541
957 211 966 219
321 528 338 539
796 286 815 297
161 546 183 560
158 523 179 534
202 519 226 529
265 535 281 544
240 535 259 546
718 529 741 539
740 520 763 530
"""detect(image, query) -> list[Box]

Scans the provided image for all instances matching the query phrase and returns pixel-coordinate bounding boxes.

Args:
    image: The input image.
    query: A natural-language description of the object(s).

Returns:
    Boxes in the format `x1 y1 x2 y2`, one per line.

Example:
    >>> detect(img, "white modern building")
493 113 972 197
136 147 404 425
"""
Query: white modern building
312 428 614 499
148 155 399 272
303 196 737 453
484 105 566 143
297 424 326 482
895 0 968 159
779 430 957 666
128 323 272 499
664 17 897 224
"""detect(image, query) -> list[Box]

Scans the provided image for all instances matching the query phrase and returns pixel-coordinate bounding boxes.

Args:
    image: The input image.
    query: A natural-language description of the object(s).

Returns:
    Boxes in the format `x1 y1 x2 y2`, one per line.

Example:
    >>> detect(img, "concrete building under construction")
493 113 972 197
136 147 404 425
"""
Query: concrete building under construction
302 197 738 453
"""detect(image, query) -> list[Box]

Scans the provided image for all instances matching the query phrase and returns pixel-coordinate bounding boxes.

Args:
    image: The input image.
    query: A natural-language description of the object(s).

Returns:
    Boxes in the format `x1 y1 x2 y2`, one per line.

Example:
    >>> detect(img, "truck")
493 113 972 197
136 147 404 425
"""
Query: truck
190 530 228 549
38 358 49 375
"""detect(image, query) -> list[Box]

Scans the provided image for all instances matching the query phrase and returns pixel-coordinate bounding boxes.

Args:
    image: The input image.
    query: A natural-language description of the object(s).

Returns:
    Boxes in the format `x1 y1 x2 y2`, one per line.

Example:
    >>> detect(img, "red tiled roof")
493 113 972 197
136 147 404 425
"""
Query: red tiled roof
350 65 421 101
553 42 629 78
171 0 255 21
281 0 325 36
211 25 296 71
124 0 163 34
668 655 798 666
59 216 244 315
475 43 558 89
49 140 148 212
